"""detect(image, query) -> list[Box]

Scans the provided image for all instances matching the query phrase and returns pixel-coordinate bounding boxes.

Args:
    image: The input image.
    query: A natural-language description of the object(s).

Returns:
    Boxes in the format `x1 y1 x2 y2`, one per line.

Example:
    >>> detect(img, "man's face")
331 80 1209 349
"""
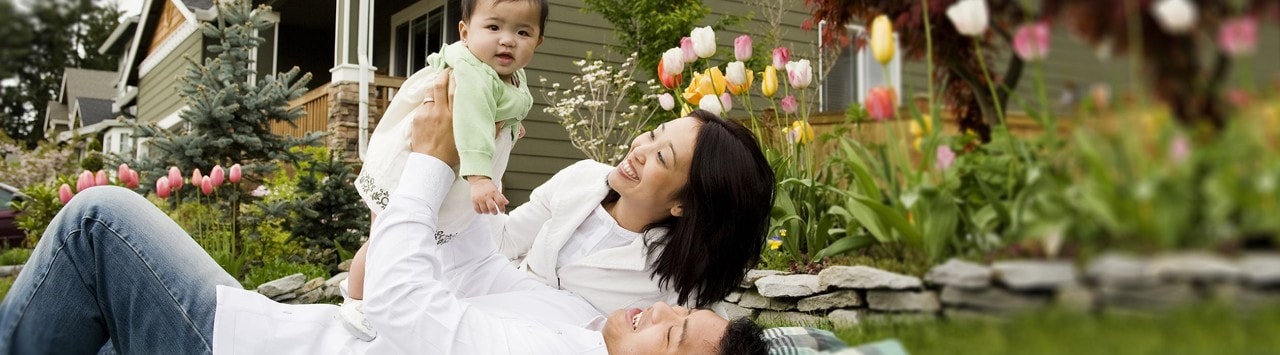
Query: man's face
602 302 729 354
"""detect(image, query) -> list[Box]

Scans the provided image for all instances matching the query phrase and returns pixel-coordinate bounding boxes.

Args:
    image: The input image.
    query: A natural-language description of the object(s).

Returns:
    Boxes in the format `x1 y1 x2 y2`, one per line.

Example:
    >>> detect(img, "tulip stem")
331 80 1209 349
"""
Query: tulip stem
973 38 1005 126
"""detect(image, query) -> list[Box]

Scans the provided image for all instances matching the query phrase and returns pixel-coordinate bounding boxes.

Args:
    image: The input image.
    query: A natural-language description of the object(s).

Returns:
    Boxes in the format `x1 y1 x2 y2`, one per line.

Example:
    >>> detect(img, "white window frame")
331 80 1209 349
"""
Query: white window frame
249 11 280 86
389 1 457 77
820 25 903 112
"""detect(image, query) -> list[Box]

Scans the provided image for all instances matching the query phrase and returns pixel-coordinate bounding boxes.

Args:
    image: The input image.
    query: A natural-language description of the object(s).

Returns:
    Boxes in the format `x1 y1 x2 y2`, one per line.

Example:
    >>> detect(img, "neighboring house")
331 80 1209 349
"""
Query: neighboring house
43 68 131 159
113 0 1280 206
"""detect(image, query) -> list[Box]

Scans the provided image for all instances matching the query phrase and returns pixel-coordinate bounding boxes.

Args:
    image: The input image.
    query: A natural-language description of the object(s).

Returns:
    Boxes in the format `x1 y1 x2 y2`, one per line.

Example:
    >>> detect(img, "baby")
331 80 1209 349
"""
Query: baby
346 0 548 341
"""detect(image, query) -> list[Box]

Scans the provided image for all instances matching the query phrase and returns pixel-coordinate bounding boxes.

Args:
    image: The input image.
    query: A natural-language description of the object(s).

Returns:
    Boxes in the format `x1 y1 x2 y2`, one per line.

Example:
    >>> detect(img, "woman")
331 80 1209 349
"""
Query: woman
489 108 775 312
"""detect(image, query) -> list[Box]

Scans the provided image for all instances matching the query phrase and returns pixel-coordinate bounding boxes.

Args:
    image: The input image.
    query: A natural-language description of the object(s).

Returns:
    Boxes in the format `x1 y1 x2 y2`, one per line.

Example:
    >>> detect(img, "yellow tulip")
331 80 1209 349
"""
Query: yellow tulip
761 65 778 98
683 68 728 105
909 116 933 138
786 120 814 145
871 15 895 65
682 71 707 105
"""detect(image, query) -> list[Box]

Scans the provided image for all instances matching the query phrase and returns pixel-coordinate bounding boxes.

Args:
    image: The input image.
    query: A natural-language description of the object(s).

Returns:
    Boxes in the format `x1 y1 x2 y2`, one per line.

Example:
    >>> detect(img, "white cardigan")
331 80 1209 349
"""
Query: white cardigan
493 160 684 313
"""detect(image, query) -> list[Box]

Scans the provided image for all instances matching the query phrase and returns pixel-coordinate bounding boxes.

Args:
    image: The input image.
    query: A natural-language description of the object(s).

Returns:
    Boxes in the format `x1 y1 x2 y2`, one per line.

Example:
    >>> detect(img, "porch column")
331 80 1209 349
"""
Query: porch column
329 0 376 161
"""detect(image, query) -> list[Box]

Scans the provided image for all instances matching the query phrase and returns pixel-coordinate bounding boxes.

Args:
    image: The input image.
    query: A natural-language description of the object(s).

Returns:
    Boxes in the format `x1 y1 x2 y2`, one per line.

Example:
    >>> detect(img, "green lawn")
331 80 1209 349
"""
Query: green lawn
823 304 1280 355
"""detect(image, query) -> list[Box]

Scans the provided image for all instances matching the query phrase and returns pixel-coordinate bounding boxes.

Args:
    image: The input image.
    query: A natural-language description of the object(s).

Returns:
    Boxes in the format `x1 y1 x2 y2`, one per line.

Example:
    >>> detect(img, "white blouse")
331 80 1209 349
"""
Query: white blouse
556 204 642 269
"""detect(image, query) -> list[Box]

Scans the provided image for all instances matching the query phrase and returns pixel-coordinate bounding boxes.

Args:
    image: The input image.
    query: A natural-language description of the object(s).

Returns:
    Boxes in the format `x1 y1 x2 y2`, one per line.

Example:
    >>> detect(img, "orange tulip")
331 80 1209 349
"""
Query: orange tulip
658 58 683 89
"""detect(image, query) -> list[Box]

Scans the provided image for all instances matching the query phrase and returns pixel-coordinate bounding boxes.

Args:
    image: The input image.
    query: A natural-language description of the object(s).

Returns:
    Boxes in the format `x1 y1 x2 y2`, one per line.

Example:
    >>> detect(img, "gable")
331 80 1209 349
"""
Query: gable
146 0 190 58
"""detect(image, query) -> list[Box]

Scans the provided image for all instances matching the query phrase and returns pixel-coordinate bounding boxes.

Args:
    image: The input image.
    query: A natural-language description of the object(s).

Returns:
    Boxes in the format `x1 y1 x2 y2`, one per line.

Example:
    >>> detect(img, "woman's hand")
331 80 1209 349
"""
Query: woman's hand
410 69 459 166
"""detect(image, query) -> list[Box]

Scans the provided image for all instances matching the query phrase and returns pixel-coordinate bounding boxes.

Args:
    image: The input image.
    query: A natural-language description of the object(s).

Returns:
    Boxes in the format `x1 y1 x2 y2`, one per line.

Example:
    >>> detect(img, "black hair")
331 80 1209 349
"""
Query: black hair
603 109 775 308
718 318 768 355
460 0 550 35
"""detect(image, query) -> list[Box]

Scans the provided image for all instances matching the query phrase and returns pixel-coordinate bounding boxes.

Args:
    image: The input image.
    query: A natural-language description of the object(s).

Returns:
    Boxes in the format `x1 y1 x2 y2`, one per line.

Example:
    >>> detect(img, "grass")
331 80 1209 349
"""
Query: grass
0 276 14 300
775 303 1280 355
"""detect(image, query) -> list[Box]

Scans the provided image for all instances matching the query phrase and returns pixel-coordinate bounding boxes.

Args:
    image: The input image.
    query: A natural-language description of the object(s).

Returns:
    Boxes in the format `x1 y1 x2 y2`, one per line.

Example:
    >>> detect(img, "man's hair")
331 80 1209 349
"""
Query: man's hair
718 318 768 355
460 0 550 35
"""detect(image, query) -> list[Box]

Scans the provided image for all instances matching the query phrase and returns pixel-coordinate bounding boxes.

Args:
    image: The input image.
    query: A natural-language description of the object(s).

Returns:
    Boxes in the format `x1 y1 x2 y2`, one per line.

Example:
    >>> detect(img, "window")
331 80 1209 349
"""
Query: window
821 25 903 113
390 0 461 77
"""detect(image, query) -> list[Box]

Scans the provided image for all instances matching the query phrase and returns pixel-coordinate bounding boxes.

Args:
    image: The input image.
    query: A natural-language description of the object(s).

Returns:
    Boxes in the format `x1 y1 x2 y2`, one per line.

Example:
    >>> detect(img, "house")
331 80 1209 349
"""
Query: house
113 0 1280 206
42 68 130 158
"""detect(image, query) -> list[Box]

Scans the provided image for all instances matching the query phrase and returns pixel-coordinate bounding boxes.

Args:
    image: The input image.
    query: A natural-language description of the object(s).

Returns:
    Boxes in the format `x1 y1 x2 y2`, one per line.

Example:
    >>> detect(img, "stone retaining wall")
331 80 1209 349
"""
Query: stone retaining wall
724 252 1280 326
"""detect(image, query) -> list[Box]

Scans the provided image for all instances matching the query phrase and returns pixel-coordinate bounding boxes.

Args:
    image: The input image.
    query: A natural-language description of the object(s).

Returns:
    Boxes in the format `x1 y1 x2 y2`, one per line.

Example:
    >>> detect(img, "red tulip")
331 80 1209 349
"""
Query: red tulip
866 86 897 121
191 168 204 188
95 170 109 187
76 170 93 192
201 178 215 196
117 163 129 185
168 167 183 190
156 177 171 199
58 184 73 204
210 165 226 186
127 169 140 189
229 164 242 184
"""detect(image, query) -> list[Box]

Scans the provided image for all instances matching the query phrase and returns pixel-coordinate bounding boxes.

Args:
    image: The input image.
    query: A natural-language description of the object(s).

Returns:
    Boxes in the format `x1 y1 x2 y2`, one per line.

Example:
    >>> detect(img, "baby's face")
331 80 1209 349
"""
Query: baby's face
459 0 543 79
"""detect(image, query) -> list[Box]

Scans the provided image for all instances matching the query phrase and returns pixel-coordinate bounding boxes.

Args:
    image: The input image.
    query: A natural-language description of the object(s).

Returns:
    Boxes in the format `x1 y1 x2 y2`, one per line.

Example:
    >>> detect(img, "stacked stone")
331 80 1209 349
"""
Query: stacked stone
721 253 1280 325
255 272 349 304
254 259 352 304
723 267 940 327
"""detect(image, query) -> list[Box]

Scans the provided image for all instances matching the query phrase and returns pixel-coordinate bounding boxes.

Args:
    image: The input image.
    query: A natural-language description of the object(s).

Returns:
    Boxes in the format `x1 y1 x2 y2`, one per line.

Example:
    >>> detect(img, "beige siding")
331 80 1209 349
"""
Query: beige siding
137 32 203 125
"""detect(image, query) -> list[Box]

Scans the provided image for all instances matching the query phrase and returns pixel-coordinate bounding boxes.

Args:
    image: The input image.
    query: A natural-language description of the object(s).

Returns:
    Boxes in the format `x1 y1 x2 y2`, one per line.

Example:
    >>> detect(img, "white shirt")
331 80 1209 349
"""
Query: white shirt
557 205 642 269
211 154 609 354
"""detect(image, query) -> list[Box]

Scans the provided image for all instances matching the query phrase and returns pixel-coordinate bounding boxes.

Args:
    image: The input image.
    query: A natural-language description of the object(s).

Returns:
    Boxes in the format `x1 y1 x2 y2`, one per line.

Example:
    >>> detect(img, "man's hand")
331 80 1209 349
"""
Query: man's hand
410 69 459 166
467 176 509 214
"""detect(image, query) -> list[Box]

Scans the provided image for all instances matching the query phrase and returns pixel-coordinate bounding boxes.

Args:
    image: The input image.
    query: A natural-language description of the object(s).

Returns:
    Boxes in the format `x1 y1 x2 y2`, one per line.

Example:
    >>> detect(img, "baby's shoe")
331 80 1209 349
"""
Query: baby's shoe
337 299 378 341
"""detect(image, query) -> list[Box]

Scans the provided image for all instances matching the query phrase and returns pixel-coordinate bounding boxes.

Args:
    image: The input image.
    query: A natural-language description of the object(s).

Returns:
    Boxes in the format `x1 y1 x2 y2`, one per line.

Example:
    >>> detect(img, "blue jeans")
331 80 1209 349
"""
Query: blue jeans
0 186 241 355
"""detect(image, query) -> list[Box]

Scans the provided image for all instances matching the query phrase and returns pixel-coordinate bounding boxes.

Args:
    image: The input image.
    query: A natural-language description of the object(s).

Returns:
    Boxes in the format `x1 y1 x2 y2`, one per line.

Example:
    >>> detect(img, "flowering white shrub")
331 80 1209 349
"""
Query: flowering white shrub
540 52 662 165
0 142 77 189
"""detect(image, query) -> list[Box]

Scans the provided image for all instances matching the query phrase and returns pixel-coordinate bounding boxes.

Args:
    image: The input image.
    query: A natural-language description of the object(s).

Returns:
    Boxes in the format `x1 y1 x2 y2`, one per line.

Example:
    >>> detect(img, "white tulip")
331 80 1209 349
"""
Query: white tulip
1152 0 1197 35
725 61 747 86
946 0 989 37
698 94 723 115
662 48 684 74
658 93 675 111
690 26 717 59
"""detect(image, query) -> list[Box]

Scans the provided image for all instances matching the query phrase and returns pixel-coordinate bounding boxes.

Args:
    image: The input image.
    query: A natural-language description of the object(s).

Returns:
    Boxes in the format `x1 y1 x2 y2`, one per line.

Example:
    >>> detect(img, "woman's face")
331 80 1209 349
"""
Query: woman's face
607 116 702 217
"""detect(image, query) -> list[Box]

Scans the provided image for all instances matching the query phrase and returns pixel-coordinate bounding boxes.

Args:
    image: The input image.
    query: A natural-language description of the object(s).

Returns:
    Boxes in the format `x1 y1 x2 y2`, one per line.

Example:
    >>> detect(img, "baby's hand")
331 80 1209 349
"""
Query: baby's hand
517 123 527 139
467 177 508 214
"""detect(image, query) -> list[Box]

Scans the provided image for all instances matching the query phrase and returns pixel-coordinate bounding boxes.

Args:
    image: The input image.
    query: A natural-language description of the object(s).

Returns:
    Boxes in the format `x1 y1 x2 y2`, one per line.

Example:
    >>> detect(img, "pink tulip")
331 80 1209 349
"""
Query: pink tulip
734 35 752 61
127 169 140 189
156 177 171 199
210 165 226 186
719 93 734 112
780 95 798 114
785 59 813 89
201 178 215 196
229 164 242 184
1169 134 1191 164
168 166 183 190
95 170 108 187
1218 16 1258 56
680 37 697 63
936 145 956 171
1013 22 1051 61
58 184 73 204
1226 88 1251 108
76 170 93 192
772 47 790 72
866 87 896 121
117 163 129 185
191 168 203 188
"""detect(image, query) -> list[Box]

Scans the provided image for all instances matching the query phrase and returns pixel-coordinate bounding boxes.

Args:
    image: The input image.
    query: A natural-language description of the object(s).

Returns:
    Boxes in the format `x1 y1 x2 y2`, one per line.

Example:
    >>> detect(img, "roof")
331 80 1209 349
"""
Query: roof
44 101 69 131
183 0 215 11
76 98 117 127
61 68 118 104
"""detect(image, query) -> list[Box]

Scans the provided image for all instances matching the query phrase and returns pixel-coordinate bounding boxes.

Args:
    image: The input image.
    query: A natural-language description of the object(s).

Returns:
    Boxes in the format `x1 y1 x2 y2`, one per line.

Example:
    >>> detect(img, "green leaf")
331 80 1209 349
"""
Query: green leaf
814 235 878 260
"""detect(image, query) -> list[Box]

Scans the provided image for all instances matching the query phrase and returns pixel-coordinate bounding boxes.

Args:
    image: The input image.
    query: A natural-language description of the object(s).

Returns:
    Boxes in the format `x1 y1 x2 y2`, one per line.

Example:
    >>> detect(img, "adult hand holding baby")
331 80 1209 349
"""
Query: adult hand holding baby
410 69 459 166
